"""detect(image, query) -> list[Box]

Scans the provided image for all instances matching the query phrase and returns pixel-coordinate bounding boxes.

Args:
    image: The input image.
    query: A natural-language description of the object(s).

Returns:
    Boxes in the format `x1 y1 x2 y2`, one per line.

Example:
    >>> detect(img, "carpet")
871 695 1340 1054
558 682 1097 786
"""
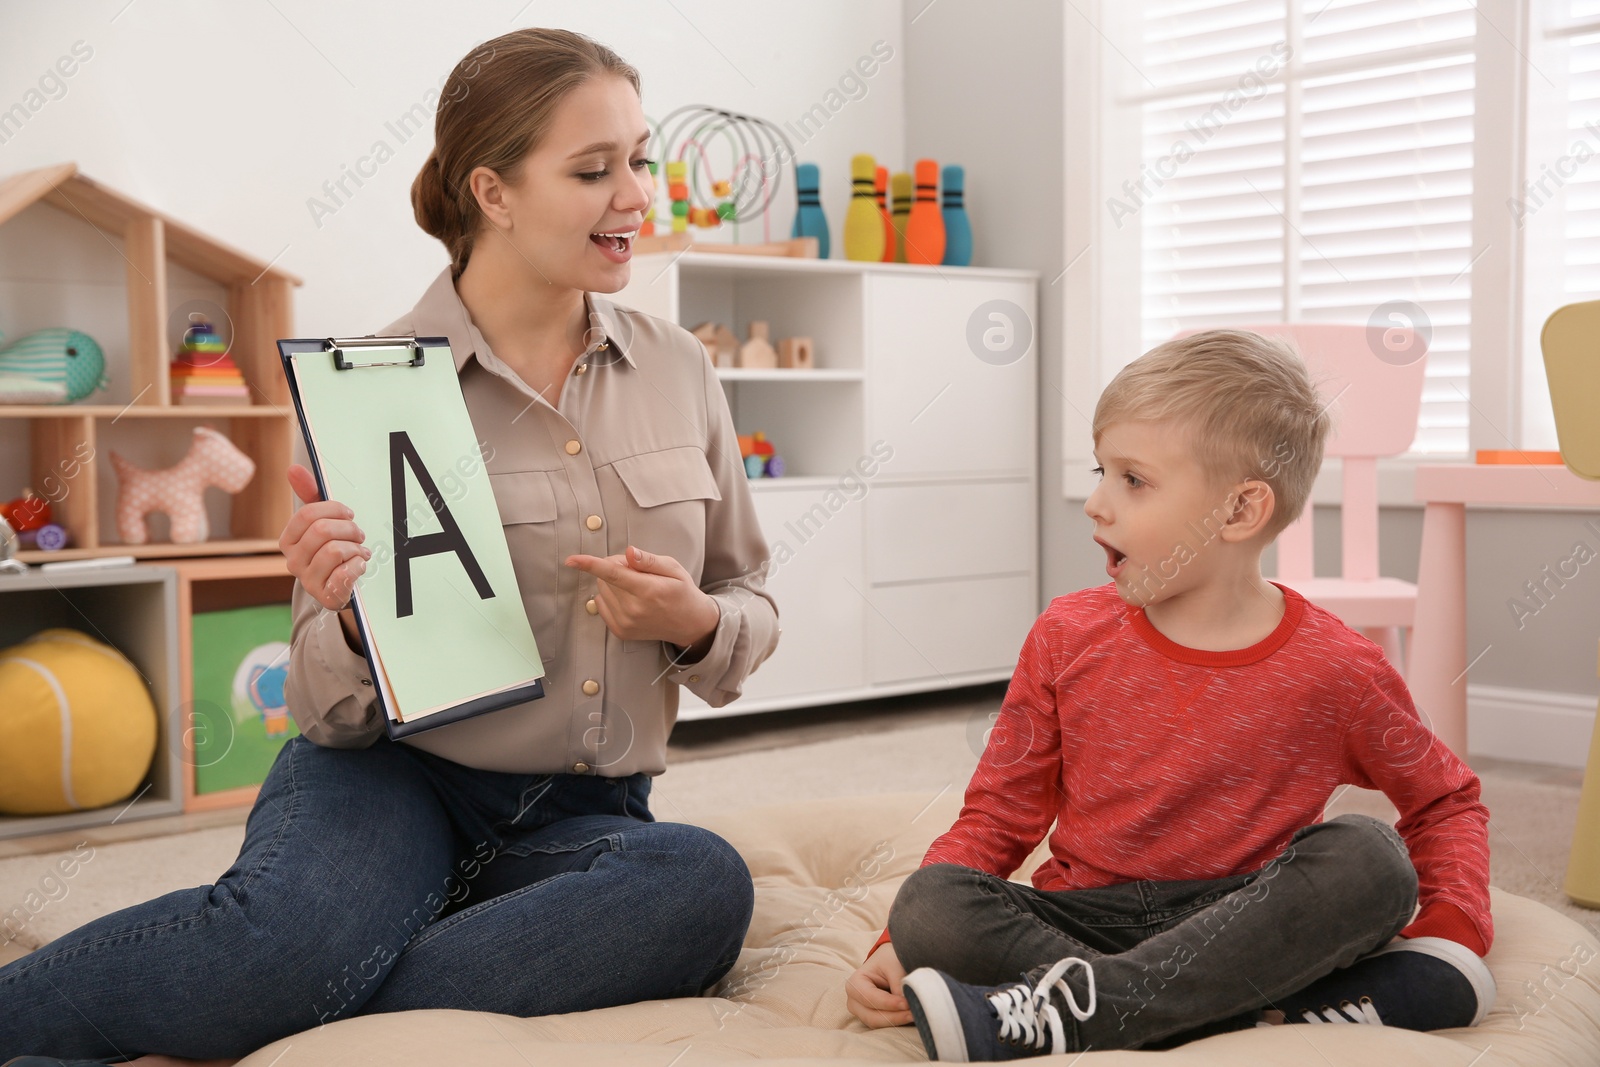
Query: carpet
1 694 1594 957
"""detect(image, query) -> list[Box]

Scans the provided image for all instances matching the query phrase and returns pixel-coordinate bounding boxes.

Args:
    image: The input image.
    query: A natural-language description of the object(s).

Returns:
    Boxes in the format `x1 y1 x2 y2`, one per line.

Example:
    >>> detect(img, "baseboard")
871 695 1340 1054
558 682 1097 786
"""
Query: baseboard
1468 684 1597 768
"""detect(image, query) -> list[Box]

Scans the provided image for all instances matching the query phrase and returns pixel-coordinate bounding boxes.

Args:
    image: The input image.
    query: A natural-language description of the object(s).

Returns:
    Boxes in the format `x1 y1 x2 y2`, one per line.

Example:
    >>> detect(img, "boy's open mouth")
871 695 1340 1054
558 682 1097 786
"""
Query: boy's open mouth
1095 536 1127 577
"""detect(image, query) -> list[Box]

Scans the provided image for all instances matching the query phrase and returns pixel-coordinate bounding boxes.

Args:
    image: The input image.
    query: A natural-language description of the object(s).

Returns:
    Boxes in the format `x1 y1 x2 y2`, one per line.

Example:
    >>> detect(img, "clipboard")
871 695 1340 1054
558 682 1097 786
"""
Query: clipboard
279 335 545 738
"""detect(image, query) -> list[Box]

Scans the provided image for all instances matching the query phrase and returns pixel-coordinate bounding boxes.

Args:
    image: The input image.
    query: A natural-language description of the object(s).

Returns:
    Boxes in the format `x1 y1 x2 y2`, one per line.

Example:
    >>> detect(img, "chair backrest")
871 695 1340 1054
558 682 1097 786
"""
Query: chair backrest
1170 324 1428 581
1541 301 1600 481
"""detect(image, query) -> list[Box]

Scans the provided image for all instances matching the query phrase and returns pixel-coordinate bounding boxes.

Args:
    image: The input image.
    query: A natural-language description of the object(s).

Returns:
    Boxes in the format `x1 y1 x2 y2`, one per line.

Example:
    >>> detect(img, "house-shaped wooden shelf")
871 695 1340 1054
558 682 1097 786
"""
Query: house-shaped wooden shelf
0 162 301 562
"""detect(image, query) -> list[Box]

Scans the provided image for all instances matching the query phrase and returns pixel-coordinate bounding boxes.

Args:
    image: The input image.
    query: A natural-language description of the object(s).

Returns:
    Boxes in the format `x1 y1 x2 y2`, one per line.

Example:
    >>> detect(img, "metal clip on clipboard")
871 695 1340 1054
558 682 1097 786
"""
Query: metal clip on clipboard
327 335 426 371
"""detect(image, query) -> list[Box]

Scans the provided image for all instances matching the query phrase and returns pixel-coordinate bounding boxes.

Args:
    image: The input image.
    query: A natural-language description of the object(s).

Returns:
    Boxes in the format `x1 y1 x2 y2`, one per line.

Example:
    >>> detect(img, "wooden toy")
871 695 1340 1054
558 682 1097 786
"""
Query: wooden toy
738 321 778 370
737 431 784 478
0 328 108 404
0 628 157 814
875 165 896 263
891 172 913 264
791 162 830 258
110 426 256 544
20 523 68 551
905 158 947 265
650 105 801 248
844 154 886 262
777 336 814 370
941 164 973 267
169 315 250 406
640 159 658 237
690 321 740 368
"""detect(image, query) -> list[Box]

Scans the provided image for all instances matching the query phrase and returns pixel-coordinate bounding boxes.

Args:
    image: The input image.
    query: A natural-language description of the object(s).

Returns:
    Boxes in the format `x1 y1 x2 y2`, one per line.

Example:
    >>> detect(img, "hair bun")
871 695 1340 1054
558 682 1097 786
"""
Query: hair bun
410 151 457 243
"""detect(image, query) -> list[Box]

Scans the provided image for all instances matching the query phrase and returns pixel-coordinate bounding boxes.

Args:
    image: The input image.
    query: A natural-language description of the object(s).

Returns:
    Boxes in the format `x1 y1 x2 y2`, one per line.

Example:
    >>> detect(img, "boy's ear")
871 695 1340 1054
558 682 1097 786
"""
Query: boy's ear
1219 479 1276 542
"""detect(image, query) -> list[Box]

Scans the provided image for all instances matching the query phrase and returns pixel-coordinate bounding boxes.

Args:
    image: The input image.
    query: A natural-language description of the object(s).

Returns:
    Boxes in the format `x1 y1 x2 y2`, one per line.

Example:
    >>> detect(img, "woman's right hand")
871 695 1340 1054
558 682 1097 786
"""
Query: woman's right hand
281 463 372 611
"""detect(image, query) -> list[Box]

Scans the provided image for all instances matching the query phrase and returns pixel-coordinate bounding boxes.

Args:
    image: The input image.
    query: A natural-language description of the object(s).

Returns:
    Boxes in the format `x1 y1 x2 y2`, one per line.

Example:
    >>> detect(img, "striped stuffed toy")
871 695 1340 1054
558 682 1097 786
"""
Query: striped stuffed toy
0 328 108 404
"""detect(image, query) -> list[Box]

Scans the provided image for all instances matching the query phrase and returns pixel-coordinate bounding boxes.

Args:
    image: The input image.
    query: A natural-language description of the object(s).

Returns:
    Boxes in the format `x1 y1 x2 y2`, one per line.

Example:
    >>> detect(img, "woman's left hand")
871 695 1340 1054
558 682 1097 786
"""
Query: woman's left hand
566 545 720 652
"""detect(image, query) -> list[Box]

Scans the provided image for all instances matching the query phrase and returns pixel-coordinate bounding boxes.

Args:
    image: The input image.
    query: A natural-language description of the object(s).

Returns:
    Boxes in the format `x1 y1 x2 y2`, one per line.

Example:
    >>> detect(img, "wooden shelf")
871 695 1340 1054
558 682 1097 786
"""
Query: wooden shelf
18 539 282 564
0 404 292 419
169 553 294 813
716 368 864 382
1 162 301 563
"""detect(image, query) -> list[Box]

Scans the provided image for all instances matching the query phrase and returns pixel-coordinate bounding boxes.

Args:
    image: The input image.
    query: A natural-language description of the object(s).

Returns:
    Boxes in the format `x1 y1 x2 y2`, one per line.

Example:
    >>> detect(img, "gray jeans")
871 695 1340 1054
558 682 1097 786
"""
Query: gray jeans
888 813 1419 1051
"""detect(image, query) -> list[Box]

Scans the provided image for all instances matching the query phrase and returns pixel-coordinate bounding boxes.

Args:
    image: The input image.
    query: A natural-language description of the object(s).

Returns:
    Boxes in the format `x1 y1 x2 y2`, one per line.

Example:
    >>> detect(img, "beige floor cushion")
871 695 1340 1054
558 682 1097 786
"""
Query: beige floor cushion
239 792 1600 1066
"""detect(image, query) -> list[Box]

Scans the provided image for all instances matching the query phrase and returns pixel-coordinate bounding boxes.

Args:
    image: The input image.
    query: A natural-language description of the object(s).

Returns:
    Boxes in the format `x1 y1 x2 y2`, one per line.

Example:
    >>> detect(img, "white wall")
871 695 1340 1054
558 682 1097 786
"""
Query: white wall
0 0 906 535
0 1 905 334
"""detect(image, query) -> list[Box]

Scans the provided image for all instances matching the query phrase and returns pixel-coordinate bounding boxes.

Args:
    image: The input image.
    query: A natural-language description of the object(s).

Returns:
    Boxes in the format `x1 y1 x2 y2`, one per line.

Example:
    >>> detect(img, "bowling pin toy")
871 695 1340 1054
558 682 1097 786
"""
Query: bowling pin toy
791 162 830 259
891 172 912 264
843 154 886 262
904 158 945 265
941 164 973 267
875 165 896 262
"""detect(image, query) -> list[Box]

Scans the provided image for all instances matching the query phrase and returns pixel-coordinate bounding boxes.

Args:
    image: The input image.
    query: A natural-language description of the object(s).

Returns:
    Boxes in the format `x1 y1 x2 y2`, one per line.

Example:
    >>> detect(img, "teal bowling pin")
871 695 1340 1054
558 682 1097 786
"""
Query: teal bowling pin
941 165 972 267
791 162 830 259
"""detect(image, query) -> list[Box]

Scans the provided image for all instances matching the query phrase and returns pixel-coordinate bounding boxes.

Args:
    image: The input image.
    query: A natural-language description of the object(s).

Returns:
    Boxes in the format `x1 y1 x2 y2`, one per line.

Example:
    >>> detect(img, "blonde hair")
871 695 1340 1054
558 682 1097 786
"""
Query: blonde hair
411 28 641 279
1092 329 1331 537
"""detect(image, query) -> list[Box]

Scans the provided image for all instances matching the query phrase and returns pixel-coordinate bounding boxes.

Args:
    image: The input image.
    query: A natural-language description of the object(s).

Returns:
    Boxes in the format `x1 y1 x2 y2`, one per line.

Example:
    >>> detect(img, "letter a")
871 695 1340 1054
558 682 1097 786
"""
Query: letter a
390 430 493 617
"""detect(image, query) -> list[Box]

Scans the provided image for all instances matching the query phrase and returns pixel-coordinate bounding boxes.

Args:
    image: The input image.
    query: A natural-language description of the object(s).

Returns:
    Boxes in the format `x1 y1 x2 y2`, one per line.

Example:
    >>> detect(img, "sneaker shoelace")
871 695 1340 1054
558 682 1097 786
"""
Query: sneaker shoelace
986 956 1098 1053
1301 997 1384 1025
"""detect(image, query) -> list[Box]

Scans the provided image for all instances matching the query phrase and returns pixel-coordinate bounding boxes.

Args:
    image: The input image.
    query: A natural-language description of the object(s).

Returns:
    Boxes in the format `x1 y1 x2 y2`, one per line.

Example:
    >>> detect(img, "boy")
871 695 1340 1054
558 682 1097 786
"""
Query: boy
844 330 1493 1058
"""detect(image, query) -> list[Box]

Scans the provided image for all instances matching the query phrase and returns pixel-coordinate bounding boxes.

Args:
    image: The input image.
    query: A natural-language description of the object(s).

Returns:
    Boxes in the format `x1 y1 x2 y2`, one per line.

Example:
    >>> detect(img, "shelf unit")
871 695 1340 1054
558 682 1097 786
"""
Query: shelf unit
0 564 183 840
616 251 1040 718
172 554 295 812
0 163 301 564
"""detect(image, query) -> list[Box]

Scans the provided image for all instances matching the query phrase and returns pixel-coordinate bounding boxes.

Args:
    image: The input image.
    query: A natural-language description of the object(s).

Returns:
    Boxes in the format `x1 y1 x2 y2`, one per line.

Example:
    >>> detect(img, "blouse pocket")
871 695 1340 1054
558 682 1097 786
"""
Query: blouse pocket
489 469 565 666
612 446 722 655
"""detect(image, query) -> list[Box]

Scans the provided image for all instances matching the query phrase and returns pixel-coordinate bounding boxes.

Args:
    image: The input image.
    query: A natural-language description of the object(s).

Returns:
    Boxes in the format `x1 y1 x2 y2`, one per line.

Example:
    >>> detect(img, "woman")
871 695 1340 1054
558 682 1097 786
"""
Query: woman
0 27 776 1066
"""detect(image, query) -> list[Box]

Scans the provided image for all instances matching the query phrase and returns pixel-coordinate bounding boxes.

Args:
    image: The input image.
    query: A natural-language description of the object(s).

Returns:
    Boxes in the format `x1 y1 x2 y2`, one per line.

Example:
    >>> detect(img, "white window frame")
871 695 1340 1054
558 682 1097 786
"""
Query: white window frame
1061 0 1539 507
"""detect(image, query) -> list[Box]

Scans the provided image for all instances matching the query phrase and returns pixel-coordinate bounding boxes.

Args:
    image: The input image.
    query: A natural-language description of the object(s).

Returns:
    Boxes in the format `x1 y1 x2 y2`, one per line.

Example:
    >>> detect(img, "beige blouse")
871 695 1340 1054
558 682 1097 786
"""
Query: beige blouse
283 267 779 775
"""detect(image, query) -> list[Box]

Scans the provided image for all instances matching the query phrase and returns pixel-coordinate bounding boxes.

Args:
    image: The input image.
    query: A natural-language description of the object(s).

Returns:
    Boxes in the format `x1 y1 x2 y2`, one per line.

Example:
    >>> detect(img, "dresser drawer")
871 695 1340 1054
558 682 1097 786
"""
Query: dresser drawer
867 481 1032 584
867 574 1035 685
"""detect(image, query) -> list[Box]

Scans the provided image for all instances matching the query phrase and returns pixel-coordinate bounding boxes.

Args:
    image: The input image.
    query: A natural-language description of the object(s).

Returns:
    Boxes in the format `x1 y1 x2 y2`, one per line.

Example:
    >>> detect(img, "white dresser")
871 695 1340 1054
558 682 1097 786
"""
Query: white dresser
615 251 1039 719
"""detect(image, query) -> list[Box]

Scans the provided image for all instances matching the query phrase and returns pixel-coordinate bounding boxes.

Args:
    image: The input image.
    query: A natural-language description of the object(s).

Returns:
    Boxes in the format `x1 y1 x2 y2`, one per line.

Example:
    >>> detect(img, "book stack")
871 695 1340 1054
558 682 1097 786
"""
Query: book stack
170 319 250 406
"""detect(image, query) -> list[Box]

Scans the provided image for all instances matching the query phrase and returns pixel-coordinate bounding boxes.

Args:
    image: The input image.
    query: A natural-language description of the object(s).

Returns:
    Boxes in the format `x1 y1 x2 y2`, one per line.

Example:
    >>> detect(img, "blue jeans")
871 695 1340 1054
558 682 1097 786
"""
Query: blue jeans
888 814 1420 1051
0 735 754 1061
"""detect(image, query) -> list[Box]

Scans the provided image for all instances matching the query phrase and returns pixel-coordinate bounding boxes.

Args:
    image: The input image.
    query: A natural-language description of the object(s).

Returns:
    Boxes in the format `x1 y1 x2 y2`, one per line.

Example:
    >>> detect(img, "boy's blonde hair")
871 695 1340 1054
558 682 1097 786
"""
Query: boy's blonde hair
1092 329 1331 538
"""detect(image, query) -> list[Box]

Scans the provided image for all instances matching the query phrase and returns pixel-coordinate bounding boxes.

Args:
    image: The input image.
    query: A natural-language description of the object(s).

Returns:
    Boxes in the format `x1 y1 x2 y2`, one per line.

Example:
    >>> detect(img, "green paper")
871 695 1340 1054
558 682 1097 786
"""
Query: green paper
287 341 544 722
191 603 297 794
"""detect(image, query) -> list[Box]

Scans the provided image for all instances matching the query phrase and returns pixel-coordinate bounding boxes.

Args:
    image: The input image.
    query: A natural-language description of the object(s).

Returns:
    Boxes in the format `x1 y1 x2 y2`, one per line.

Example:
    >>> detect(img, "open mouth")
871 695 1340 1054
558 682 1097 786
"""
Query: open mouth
589 229 637 258
1094 536 1127 577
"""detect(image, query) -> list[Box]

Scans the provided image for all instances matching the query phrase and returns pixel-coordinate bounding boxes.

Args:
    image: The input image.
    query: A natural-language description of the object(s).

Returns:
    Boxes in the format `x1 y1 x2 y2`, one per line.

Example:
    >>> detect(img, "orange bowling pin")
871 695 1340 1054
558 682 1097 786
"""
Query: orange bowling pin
903 158 946 265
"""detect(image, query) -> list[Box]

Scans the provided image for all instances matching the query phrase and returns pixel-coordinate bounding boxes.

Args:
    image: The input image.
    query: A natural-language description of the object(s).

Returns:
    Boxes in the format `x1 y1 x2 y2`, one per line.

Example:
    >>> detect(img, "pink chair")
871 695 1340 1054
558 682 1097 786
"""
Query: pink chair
1174 324 1428 673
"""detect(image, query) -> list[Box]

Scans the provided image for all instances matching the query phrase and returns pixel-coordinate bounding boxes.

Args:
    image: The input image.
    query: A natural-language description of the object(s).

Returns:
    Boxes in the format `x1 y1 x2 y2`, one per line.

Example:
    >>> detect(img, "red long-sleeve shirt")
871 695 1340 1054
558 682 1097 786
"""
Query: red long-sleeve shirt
885 582 1492 957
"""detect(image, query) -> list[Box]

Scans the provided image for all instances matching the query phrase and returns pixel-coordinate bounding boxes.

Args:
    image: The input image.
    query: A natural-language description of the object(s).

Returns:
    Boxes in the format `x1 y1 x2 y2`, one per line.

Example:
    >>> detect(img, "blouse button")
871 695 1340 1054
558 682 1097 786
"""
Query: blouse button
572 761 590 774
585 598 598 615
565 439 581 455
582 679 601 696
689 674 701 683
586 514 603 531
575 363 588 375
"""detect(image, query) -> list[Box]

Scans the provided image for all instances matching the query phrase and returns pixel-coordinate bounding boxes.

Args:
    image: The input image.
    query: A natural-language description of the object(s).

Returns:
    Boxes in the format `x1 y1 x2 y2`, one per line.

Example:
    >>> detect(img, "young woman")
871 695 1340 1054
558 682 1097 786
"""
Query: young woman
0 27 777 1066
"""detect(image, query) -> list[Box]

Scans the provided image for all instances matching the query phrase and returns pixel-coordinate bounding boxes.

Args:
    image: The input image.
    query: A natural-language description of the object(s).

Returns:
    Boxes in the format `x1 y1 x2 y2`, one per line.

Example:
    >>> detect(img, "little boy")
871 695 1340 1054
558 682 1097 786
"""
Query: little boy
845 330 1493 1058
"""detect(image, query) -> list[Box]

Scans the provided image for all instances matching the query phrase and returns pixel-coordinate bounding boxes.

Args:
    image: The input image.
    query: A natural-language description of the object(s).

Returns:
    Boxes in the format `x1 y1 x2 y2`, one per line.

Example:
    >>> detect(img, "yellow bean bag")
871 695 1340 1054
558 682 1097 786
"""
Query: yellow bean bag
0 628 157 814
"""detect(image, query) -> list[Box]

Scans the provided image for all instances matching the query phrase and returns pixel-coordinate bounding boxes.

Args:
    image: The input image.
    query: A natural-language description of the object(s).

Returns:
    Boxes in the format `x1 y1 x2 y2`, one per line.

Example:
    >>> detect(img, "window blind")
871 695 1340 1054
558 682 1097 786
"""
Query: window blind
1132 0 1476 454
1554 4 1600 302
